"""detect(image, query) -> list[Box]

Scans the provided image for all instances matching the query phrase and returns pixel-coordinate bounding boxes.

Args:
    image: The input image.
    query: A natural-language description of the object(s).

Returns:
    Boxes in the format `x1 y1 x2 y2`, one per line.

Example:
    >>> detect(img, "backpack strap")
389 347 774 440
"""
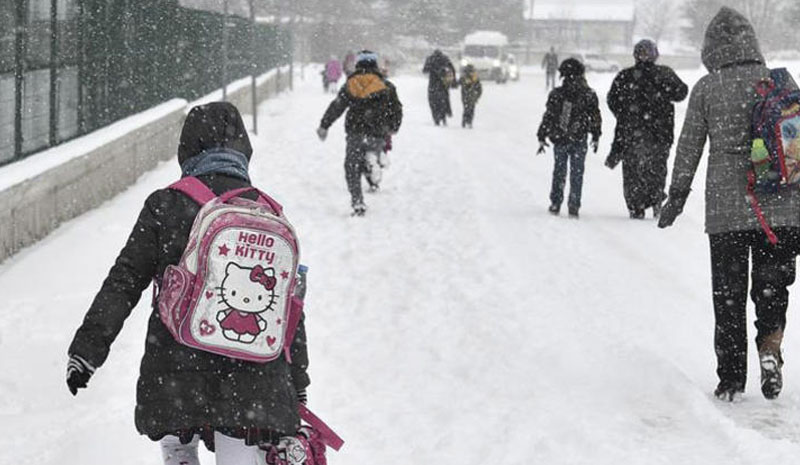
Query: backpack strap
298 404 344 451
282 296 304 363
746 171 779 245
168 176 217 206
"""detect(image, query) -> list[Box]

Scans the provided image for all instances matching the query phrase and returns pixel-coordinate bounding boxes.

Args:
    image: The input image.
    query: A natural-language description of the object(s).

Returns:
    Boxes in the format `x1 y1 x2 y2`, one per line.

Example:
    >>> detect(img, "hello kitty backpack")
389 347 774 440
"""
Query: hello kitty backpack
156 176 303 363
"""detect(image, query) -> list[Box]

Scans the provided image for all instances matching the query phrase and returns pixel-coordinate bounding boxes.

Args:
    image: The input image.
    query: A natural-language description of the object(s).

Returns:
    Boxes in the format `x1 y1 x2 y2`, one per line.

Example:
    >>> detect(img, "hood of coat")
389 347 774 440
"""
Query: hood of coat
178 102 253 165
701 7 764 72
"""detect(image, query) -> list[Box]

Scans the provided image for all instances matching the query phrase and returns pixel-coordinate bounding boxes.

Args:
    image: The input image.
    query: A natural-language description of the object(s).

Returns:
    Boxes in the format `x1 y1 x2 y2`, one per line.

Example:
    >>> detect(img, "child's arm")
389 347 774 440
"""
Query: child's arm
289 312 310 400
68 193 162 370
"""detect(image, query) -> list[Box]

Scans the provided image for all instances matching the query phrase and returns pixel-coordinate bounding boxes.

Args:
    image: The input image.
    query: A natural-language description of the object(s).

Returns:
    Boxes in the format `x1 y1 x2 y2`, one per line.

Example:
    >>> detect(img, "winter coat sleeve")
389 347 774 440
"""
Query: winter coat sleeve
537 91 561 142
607 72 626 117
422 56 432 74
320 87 351 130
588 90 602 141
68 193 162 368
657 67 689 102
476 81 483 100
289 313 310 391
385 83 403 134
669 78 709 195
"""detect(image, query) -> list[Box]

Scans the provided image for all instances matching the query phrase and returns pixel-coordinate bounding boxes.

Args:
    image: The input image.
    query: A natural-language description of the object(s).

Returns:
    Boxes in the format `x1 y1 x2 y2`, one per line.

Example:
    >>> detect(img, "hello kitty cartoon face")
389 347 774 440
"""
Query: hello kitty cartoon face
219 262 278 314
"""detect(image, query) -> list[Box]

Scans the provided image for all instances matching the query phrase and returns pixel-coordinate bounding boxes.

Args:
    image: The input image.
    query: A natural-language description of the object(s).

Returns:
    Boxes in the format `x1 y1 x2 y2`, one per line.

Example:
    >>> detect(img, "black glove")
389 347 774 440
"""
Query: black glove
66 354 95 396
536 140 550 155
591 138 599 153
296 388 308 405
658 188 690 229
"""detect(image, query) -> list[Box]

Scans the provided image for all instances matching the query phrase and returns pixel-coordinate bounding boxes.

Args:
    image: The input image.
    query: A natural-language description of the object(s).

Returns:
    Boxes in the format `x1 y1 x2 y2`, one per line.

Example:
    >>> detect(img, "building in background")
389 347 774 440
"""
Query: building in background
523 0 635 53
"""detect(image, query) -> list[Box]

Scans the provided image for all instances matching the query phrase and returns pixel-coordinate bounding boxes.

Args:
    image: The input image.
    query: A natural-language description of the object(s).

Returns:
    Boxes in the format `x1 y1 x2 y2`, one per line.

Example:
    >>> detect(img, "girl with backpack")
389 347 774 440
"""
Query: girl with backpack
66 102 310 464
659 7 800 402
536 58 602 218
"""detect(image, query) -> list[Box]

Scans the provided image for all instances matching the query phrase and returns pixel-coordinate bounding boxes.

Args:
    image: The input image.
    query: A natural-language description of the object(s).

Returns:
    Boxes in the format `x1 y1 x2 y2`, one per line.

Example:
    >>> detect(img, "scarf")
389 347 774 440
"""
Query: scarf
180 147 250 182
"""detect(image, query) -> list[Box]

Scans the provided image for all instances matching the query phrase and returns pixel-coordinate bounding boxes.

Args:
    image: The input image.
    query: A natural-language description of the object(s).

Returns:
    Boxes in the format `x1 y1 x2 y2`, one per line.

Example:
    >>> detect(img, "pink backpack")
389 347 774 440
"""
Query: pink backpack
157 177 303 363
265 405 345 465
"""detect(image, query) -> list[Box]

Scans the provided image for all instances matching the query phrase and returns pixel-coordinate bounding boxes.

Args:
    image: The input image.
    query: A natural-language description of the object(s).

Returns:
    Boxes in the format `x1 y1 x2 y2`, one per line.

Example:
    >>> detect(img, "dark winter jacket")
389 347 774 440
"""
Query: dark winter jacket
606 62 688 167
459 74 482 106
667 7 800 234
68 102 309 442
423 50 457 92
537 78 602 145
320 68 403 138
423 51 456 120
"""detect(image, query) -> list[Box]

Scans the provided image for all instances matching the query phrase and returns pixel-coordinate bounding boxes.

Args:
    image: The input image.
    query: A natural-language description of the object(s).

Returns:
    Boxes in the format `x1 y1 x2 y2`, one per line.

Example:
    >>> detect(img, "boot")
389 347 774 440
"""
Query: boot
714 380 745 402
548 204 560 215
759 329 784 400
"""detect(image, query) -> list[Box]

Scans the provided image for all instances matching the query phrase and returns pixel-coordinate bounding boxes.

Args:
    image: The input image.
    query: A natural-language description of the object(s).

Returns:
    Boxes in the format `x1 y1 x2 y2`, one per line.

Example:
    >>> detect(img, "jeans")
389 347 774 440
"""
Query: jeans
708 228 799 387
345 134 384 206
550 141 588 211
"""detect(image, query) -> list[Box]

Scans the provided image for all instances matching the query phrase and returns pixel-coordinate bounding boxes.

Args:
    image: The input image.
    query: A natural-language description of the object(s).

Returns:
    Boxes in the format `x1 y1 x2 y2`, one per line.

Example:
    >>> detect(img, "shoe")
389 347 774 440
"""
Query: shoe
367 183 380 193
351 202 367 217
714 381 745 402
629 209 645 219
548 204 560 215
760 352 783 400
568 208 579 219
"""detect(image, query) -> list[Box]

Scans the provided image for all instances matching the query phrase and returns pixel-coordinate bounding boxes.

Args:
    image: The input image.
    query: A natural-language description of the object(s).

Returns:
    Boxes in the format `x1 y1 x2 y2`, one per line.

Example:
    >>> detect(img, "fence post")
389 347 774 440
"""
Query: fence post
222 0 228 102
49 0 59 146
249 0 257 135
14 0 26 160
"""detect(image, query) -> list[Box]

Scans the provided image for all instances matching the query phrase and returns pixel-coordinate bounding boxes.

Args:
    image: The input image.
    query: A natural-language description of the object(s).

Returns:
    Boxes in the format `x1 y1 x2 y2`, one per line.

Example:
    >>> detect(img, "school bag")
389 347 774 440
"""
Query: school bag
747 68 800 244
156 176 304 363
264 405 345 465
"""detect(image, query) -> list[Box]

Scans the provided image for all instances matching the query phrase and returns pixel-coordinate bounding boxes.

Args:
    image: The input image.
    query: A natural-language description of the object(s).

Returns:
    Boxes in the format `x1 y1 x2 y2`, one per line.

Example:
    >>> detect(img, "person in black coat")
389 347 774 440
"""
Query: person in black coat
317 51 403 216
606 40 688 219
423 49 456 126
537 58 602 218
66 102 310 460
459 64 483 128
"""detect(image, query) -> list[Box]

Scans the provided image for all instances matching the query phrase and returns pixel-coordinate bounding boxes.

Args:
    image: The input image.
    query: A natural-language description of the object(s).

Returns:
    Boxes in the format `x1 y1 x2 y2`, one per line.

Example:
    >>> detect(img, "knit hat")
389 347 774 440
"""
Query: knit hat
634 39 659 63
558 58 585 78
355 50 379 70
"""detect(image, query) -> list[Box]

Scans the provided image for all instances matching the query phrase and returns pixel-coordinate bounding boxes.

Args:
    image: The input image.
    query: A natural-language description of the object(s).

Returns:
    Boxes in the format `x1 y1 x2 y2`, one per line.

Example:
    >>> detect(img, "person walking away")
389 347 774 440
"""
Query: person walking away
536 58 601 218
323 56 343 93
658 7 800 402
542 46 559 91
317 51 403 216
606 39 688 219
459 64 483 128
66 102 311 463
423 49 456 126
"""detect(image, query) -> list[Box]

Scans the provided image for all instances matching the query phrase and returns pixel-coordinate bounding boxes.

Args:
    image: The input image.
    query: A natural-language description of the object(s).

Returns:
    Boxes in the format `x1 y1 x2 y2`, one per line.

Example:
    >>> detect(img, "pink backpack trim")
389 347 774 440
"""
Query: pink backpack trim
299 404 344 451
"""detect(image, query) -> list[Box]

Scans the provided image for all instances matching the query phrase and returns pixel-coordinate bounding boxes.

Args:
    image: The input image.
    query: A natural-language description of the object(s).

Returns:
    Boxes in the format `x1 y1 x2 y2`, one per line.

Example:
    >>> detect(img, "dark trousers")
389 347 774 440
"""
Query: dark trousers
345 134 383 206
708 228 799 387
545 71 556 90
622 141 670 212
550 142 587 210
462 101 476 126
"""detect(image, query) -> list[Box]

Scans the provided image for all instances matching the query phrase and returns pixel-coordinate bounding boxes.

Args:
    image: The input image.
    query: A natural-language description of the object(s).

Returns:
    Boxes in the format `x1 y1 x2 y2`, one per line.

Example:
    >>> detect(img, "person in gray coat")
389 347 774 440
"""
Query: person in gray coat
658 7 800 402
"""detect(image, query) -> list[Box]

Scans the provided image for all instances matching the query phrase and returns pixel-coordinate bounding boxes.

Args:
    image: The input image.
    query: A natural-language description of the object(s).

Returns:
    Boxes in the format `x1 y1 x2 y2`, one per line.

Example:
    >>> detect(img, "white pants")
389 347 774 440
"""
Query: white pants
161 432 265 465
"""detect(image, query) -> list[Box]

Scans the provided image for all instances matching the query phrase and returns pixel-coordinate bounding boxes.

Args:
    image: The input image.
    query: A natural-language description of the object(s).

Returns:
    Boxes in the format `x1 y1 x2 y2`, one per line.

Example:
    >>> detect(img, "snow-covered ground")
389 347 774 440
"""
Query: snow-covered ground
2 63 800 465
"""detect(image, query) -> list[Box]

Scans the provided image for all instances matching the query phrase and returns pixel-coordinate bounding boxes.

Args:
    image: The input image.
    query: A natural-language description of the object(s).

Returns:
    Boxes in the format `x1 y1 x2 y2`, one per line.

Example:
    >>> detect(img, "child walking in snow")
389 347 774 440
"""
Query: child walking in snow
317 50 403 216
536 58 602 218
459 64 482 128
66 102 310 464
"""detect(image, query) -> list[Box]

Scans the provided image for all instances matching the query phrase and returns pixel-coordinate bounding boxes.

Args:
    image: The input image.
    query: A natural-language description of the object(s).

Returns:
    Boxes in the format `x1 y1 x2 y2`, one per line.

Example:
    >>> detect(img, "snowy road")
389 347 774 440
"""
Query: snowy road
3 64 800 464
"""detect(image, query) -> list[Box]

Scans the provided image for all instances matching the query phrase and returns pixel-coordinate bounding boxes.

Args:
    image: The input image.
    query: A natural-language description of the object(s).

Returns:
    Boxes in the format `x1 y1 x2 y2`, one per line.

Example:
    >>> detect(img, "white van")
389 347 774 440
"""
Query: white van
460 31 511 83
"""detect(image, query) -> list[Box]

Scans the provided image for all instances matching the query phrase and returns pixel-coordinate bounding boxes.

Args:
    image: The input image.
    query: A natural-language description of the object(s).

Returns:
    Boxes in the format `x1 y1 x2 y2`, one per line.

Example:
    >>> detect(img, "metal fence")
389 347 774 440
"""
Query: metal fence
0 0 291 166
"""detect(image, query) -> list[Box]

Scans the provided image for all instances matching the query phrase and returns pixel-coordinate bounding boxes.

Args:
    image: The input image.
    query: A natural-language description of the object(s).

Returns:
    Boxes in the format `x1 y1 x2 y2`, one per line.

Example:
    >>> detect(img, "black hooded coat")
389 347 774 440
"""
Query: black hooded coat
423 50 456 123
68 102 309 445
